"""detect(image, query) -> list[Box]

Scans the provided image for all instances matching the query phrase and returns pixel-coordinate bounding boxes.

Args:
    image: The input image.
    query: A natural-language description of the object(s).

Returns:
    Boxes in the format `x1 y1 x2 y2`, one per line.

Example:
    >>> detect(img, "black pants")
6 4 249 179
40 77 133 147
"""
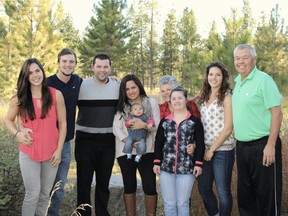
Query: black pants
236 136 282 216
117 153 157 195
75 131 115 216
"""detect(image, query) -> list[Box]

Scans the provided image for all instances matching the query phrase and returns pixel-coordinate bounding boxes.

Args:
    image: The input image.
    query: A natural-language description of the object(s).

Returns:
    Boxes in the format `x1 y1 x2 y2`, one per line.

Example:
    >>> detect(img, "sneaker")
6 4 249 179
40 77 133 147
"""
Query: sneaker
127 154 132 160
135 156 141 163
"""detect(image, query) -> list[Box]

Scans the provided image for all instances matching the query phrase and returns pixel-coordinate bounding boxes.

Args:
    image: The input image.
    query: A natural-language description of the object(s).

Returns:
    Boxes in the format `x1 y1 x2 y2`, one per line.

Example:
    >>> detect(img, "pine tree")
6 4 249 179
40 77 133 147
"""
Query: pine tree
0 0 65 98
57 2 80 51
254 4 288 92
177 7 202 93
146 0 158 90
205 21 224 61
222 8 252 78
159 9 180 76
126 0 150 84
79 0 131 76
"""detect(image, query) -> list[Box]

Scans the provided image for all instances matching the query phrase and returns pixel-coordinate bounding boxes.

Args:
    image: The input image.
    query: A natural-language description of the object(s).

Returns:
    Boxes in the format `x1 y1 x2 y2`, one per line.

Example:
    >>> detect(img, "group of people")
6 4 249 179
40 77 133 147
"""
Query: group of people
4 43 282 216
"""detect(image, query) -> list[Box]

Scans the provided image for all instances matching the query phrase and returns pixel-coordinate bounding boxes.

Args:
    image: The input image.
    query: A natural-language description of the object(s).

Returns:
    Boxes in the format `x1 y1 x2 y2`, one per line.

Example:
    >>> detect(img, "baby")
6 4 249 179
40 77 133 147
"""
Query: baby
123 103 154 163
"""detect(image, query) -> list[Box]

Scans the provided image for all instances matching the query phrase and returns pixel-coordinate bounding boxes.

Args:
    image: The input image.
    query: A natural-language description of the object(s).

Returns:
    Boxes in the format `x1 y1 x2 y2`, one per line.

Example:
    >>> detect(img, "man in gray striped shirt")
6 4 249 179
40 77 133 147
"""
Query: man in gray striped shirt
75 53 119 216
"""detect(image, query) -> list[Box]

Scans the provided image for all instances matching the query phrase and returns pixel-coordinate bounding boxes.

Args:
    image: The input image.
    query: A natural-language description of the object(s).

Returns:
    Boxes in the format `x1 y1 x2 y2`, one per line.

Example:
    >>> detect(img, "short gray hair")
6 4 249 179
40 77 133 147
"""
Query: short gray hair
158 75 179 89
234 44 256 57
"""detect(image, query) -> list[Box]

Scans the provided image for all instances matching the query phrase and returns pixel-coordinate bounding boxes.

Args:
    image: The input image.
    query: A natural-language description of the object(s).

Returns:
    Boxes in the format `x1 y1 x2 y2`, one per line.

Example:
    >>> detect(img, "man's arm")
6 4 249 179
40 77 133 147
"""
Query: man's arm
263 105 282 166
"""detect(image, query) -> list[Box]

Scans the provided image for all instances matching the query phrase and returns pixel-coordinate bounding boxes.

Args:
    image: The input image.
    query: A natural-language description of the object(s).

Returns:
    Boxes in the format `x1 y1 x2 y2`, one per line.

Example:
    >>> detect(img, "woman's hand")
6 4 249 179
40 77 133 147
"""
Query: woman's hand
204 149 214 161
193 166 202 177
127 119 135 127
130 118 147 130
186 143 196 155
17 128 34 146
153 165 161 175
50 149 61 167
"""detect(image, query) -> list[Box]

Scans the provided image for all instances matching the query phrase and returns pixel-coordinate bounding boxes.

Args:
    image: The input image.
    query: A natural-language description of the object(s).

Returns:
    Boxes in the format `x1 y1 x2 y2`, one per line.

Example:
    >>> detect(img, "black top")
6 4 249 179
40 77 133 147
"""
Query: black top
154 114 205 174
48 74 83 141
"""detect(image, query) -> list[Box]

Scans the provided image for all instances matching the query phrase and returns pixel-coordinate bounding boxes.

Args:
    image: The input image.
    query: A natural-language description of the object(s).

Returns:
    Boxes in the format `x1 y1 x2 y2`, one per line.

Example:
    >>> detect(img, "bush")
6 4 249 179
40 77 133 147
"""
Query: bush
0 127 24 216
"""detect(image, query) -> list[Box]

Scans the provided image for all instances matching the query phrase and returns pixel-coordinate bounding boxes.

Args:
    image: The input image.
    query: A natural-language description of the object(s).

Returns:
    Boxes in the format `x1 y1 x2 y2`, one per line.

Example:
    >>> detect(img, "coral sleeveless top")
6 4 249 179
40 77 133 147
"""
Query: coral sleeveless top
19 87 59 162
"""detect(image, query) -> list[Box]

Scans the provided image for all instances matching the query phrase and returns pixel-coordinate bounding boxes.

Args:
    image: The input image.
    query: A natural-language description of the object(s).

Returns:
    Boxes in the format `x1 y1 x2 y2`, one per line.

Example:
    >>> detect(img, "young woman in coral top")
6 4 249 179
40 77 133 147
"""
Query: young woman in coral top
5 58 66 216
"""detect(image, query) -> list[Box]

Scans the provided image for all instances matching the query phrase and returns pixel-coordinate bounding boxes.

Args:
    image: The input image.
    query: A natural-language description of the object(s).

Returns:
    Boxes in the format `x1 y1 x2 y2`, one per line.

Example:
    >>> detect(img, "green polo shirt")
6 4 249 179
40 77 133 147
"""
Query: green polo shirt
232 67 281 141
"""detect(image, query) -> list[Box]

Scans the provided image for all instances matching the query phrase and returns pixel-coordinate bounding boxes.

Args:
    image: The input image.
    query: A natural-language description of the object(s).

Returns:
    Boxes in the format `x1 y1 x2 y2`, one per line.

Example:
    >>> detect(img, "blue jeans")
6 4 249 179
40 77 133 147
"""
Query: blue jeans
160 171 195 216
47 141 71 216
198 149 235 216
123 136 146 155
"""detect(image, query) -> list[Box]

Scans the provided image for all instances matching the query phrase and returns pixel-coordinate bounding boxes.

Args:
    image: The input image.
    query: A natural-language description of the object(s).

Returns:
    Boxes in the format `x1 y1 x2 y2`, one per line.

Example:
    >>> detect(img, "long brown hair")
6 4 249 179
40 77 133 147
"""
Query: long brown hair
116 74 147 114
199 61 231 106
17 58 52 121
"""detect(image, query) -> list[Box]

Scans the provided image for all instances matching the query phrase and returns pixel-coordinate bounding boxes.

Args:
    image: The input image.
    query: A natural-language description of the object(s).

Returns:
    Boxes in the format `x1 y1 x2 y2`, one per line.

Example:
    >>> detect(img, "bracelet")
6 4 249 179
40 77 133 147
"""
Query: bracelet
14 131 20 137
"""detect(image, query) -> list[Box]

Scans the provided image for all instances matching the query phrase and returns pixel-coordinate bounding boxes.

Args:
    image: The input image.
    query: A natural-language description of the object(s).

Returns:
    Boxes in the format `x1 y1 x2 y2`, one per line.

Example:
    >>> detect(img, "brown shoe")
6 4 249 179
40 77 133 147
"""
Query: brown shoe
123 193 136 216
145 194 157 216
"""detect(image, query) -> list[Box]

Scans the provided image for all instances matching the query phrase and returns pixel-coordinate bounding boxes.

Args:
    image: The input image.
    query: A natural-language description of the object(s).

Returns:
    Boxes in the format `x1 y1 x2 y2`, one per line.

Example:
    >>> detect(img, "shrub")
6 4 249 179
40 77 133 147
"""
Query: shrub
0 127 24 216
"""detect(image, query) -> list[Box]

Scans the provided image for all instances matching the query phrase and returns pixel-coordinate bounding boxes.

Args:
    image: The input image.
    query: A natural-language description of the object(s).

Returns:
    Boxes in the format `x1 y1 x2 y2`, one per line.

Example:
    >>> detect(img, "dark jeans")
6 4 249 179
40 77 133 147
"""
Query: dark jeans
236 136 282 216
117 153 157 195
198 149 235 216
75 131 115 216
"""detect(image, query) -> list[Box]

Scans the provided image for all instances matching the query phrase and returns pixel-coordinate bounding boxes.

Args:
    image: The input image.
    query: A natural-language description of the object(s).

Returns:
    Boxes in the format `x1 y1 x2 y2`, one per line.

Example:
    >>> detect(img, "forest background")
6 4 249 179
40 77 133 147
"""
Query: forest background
0 0 287 215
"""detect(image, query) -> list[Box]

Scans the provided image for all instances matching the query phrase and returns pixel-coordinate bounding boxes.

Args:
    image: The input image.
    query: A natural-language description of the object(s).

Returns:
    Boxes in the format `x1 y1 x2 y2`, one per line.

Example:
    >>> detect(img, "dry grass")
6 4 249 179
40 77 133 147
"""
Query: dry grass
70 204 92 216
47 179 92 216
61 97 288 216
0 100 9 120
63 142 288 216
1 97 287 216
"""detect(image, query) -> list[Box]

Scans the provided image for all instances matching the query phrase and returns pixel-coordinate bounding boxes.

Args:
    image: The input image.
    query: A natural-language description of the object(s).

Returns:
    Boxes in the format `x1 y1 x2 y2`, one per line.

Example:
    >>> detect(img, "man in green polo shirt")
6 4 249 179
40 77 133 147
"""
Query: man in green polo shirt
232 44 282 216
